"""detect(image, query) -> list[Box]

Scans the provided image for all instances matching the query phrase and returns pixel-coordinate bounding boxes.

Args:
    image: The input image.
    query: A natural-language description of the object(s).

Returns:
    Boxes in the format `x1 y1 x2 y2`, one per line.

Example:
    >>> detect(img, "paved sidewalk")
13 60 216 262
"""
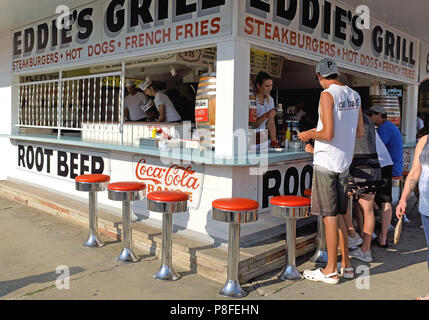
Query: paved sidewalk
0 194 428 300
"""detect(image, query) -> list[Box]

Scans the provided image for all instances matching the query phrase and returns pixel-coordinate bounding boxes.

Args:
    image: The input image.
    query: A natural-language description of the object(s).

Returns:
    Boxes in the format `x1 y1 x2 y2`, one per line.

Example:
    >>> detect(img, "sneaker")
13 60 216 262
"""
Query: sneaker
348 234 363 248
349 248 373 262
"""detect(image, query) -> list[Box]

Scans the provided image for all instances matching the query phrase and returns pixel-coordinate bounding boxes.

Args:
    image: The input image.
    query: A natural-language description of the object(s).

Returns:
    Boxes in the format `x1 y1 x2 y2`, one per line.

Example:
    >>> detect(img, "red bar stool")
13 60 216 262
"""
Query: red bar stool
304 189 328 264
147 191 189 281
108 182 146 263
212 198 259 298
75 174 110 248
392 175 402 190
393 171 409 199
270 195 310 281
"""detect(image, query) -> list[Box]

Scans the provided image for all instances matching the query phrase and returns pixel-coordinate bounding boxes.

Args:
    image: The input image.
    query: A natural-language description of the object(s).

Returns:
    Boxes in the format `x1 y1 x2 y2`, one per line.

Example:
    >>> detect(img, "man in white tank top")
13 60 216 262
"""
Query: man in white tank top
298 58 364 284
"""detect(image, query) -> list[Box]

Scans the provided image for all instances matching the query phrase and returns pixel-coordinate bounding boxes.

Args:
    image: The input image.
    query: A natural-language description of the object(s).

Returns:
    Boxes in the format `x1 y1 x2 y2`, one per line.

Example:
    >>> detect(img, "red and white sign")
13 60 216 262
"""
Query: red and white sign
239 0 420 84
11 0 232 73
133 157 204 209
195 99 209 122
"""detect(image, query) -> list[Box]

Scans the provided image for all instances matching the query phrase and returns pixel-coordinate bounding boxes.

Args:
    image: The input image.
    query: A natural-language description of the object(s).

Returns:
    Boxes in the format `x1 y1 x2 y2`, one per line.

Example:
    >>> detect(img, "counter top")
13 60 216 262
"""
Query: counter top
8 134 313 166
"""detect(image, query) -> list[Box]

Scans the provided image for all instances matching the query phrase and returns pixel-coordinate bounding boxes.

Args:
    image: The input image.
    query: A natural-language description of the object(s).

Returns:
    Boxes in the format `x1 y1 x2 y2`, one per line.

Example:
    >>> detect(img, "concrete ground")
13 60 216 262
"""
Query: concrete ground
0 194 428 300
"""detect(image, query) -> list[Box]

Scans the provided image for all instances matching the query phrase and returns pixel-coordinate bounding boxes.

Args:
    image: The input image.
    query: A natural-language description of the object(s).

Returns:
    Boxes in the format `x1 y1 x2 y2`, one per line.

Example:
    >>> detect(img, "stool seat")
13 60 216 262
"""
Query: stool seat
76 174 110 192
108 182 147 192
76 174 111 183
270 196 310 218
392 176 402 180
303 189 312 197
147 191 189 214
108 182 146 202
212 198 259 224
270 195 311 207
212 198 259 212
147 190 189 202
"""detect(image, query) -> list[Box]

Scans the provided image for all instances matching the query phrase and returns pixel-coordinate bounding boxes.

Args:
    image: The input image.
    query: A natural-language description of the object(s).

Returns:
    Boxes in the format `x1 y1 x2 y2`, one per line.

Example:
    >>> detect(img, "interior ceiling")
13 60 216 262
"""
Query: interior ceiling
0 1 427 43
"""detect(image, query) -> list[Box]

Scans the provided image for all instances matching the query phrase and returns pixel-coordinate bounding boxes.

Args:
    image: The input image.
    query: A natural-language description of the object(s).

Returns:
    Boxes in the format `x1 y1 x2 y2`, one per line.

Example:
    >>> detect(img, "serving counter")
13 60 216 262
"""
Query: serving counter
8 132 313 245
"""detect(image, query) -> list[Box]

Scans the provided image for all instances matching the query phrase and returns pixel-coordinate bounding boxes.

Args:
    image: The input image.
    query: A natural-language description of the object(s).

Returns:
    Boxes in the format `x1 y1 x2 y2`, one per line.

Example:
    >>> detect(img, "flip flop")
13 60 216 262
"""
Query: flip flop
303 268 340 284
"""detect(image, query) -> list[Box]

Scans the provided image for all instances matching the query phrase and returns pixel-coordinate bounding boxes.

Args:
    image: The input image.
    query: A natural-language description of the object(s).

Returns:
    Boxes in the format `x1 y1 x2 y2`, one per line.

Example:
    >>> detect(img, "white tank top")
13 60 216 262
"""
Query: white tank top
313 84 361 173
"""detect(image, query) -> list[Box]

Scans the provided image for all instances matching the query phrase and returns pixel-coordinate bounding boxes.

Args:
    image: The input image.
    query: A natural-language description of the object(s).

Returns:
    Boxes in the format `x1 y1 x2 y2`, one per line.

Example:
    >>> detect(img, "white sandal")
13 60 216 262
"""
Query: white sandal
303 268 340 284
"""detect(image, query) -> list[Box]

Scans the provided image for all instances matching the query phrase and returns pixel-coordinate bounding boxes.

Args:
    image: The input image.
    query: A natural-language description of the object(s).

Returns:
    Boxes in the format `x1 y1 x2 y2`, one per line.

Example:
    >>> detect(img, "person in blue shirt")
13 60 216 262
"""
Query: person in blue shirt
367 105 403 177
367 105 404 246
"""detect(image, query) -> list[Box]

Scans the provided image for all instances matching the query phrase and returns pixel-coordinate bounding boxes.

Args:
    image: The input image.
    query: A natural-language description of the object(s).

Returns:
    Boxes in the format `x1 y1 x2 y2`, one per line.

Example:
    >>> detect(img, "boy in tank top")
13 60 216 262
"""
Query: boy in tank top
298 58 364 284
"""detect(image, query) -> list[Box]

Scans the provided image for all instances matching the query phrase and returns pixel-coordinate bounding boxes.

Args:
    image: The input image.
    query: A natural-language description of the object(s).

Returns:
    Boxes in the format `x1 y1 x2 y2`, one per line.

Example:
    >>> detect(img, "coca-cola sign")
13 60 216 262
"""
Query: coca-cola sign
133 157 204 209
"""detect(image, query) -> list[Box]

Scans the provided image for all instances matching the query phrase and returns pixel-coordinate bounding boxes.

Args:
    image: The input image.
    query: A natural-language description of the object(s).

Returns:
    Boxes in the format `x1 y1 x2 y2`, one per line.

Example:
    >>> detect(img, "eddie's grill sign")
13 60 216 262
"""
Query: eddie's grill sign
11 0 231 72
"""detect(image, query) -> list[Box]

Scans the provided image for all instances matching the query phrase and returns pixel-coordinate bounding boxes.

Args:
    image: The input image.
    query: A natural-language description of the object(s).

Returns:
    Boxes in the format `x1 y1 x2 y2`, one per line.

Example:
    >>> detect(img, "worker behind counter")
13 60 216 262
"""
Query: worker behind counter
287 100 316 131
252 71 278 149
124 80 153 122
139 77 182 123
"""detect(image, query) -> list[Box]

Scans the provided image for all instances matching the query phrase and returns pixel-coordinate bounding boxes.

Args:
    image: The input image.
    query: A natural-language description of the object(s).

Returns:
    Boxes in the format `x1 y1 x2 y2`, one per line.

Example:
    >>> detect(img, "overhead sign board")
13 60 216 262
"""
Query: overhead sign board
11 0 232 73
239 0 420 84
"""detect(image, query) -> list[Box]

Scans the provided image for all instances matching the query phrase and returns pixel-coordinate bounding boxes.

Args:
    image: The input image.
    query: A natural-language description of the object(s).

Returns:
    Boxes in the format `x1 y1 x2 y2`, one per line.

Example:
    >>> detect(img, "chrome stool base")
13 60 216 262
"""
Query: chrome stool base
219 280 247 298
116 248 140 263
310 249 328 264
310 216 328 264
153 265 181 281
83 234 105 248
278 265 303 281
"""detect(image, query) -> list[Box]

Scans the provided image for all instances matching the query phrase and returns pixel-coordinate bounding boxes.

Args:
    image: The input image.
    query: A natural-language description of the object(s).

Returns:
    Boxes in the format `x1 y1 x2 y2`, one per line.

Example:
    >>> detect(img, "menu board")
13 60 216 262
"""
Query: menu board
250 48 283 78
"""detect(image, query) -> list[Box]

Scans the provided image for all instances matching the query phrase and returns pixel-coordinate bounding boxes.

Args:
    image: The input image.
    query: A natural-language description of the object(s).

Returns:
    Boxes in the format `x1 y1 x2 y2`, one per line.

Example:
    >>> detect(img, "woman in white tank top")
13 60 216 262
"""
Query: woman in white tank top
396 135 429 299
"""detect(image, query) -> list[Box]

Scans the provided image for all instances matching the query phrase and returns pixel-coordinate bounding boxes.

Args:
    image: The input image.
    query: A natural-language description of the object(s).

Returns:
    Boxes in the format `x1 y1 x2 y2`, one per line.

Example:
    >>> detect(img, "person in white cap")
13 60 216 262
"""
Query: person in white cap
124 80 151 122
298 58 364 284
139 77 182 123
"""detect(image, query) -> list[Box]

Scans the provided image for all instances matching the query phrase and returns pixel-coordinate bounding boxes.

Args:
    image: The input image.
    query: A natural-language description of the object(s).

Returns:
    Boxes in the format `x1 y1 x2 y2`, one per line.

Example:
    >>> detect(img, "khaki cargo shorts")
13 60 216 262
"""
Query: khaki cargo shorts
310 165 349 217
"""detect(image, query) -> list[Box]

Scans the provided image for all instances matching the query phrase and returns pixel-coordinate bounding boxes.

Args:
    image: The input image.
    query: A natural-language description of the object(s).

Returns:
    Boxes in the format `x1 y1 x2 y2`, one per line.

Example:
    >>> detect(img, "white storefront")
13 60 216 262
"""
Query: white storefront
0 0 423 244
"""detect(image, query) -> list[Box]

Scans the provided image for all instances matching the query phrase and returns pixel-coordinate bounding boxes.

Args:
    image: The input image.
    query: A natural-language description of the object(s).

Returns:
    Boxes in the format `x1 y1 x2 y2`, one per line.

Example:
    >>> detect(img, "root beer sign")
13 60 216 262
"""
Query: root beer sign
259 160 313 211
240 0 420 83
133 157 204 209
11 0 231 72
16 143 110 181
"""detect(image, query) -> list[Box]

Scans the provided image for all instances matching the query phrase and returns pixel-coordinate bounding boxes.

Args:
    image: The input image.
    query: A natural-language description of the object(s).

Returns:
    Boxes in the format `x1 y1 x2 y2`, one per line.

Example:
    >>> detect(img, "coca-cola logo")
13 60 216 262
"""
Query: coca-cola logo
135 158 201 190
